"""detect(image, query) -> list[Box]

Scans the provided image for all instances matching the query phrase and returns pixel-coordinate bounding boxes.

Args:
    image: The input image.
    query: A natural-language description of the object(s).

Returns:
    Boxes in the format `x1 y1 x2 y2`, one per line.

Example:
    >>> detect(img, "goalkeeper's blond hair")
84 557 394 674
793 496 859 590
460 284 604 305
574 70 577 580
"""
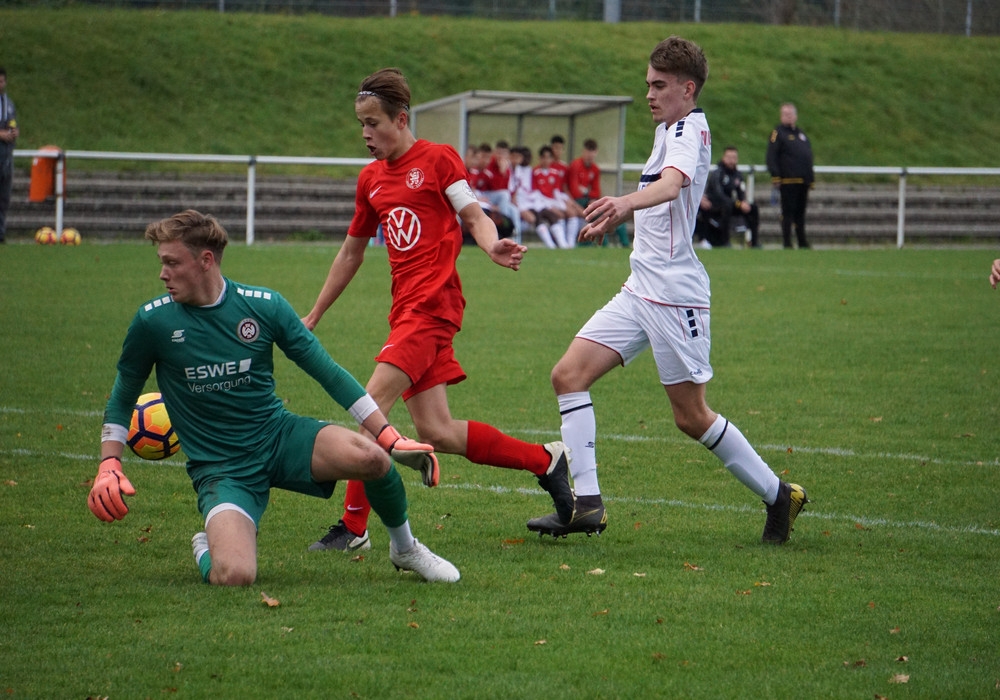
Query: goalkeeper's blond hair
145 209 229 263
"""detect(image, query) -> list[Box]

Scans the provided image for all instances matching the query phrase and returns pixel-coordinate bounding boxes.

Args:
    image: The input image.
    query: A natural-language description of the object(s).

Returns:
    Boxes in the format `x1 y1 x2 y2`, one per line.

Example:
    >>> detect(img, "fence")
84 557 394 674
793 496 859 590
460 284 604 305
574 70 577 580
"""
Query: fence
67 0 1000 35
15 147 1000 247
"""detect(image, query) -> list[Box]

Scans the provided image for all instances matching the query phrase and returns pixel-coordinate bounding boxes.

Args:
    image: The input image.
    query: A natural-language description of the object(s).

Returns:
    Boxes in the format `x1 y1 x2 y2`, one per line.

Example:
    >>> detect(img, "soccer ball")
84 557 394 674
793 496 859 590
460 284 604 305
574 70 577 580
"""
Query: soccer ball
34 226 57 245
60 227 81 245
127 392 181 460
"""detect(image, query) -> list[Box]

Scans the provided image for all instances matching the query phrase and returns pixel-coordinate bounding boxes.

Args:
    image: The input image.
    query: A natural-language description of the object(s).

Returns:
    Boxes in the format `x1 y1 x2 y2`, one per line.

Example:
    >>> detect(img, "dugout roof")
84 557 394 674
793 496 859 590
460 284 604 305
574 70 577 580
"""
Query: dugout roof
411 90 633 196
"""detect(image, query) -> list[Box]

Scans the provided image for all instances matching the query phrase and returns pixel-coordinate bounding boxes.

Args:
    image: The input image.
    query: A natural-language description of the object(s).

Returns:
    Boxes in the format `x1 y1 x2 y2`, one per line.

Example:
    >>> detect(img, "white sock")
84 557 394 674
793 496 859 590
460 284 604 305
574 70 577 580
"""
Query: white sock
558 392 599 496
552 220 570 248
699 415 780 504
387 521 415 552
536 223 556 248
566 217 582 246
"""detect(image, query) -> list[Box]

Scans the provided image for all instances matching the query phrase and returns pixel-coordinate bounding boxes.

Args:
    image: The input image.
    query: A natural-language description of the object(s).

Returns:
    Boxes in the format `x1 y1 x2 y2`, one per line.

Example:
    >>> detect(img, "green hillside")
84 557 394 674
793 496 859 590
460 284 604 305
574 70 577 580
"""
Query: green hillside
1 8 998 167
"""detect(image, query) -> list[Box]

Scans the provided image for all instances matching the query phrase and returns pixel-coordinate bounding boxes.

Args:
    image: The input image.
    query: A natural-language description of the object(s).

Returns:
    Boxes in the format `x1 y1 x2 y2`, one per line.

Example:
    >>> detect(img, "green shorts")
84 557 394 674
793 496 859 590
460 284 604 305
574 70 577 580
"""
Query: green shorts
187 411 335 528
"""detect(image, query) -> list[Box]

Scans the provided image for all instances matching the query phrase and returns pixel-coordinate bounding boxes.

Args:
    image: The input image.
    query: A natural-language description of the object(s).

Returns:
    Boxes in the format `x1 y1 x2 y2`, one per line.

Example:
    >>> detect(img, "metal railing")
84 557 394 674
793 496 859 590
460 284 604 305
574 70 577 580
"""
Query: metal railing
17 148 1000 247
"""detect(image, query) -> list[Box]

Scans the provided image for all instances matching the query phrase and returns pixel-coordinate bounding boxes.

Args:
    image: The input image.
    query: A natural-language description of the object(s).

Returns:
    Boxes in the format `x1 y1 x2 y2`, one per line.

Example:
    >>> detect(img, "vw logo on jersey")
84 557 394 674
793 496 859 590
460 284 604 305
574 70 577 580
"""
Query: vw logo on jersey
406 168 425 190
237 318 260 343
385 207 421 251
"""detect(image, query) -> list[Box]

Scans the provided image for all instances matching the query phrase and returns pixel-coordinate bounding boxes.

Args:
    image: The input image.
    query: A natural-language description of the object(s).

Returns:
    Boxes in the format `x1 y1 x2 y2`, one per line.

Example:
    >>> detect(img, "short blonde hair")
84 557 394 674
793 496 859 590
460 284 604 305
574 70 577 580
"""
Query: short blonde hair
144 209 228 262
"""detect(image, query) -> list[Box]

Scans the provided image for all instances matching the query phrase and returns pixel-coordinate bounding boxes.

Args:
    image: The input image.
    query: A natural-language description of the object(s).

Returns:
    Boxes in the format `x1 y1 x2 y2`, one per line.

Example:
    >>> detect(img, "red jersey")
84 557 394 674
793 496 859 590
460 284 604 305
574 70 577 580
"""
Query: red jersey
532 167 564 199
567 157 602 201
486 156 510 191
349 139 467 329
467 166 492 193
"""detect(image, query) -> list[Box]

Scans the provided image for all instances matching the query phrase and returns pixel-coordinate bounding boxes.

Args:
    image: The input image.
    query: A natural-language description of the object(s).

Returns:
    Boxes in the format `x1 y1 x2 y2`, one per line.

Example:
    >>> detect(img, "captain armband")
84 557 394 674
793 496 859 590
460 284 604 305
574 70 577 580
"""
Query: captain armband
347 394 380 426
445 180 480 214
102 423 129 445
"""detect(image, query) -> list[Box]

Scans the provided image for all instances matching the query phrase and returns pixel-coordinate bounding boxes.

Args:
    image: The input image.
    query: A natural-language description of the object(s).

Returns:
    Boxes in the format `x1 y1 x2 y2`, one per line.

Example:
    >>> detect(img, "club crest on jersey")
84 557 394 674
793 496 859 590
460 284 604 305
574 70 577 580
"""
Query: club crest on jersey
406 168 425 190
237 318 260 343
385 206 421 251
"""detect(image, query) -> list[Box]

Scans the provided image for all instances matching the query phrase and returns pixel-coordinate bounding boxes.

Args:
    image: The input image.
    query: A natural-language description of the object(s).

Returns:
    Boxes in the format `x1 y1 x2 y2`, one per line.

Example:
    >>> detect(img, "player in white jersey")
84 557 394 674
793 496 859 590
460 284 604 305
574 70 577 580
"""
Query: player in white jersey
528 36 809 544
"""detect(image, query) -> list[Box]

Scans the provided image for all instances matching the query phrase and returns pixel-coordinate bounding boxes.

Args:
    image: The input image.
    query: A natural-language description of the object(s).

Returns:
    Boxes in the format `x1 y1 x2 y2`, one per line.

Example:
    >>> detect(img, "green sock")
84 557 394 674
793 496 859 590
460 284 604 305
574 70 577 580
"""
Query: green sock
197 552 212 583
363 464 408 529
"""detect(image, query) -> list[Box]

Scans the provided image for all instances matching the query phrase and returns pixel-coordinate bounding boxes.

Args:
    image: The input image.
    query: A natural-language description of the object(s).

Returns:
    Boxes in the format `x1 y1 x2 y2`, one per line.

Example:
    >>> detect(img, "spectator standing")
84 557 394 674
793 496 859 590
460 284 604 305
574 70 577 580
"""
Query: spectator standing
700 145 761 248
766 102 814 249
0 67 19 244
567 139 629 247
302 69 573 552
527 36 808 546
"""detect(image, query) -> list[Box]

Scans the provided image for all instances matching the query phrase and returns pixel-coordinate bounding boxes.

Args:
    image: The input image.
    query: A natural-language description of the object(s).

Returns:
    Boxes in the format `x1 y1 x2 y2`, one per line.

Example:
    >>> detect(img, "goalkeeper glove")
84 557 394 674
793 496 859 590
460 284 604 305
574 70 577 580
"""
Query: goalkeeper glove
88 457 136 522
375 424 440 488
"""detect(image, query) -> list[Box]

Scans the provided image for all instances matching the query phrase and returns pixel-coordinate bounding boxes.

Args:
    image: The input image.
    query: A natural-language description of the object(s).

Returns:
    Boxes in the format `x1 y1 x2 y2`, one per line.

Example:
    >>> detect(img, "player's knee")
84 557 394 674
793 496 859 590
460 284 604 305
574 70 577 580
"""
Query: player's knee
211 561 256 587
415 425 461 455
551 359 583 395
358 442 391 480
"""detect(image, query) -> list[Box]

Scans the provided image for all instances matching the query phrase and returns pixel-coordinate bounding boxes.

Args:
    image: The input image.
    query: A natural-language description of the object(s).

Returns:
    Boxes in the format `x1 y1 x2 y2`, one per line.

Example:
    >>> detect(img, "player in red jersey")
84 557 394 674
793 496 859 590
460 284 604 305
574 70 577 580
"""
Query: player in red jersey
302 68 574 552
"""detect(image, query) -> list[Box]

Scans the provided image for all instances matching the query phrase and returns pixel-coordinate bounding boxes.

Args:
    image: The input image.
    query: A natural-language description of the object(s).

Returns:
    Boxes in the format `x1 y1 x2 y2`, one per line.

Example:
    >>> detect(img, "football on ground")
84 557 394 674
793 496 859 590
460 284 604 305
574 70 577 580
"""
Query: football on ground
60 227 81 245
34 226 57 245
128 392 180 460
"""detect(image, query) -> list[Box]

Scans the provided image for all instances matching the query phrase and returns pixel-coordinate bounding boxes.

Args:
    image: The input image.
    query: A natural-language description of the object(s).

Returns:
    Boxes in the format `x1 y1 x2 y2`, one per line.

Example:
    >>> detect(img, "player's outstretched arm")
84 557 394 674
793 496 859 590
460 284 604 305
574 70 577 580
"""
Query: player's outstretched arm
302 235 368 330
88 451 136 522
990 259 1000 289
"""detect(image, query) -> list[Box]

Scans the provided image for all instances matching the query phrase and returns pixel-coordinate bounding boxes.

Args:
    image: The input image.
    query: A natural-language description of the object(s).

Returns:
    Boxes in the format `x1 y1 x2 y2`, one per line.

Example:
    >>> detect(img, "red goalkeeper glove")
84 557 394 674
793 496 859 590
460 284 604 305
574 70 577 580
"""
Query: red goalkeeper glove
88 457 136 522
375 424 440 488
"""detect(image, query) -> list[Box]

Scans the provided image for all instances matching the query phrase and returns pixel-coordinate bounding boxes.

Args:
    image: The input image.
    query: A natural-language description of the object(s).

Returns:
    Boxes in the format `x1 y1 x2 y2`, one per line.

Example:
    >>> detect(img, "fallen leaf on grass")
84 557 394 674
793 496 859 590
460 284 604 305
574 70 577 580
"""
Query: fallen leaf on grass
559 563 571 571
633 572 647 578
889 673 910 684
754 581 771 587
633 522 642 530
869 416 883 423
592 609 609 616
889 627 900 634
534 639 547 646
683 562 702 571
4 480 16 487
587 568 605 575
896 656 908 662
408 622 419 629
350 554 365 562
843 659 866 668
737 590 752 596
260 591 280 608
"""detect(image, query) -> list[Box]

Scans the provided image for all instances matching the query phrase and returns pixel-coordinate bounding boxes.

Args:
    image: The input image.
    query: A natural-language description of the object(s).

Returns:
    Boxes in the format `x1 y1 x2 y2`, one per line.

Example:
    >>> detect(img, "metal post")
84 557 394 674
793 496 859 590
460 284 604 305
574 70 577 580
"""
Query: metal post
246 156 256 246
603 0 620 23
694 0 701 23
896 169 906 249
55 153 65 234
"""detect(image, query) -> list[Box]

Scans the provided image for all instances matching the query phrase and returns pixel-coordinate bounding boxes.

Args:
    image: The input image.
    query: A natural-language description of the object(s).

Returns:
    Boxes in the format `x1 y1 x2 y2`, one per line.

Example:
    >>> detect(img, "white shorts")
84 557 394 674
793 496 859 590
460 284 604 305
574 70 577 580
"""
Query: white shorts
577 288 713 386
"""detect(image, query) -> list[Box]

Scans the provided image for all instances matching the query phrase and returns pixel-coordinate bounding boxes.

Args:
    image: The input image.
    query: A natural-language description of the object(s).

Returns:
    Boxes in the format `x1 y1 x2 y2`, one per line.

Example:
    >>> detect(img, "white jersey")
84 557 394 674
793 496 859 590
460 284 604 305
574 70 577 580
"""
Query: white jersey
510 163 540 211
624 108 712 308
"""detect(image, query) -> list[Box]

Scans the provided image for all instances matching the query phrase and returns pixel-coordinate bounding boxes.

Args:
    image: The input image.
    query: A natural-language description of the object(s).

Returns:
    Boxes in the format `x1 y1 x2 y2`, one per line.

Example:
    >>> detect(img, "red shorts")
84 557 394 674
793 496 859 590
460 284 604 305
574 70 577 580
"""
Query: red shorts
376 313 467 401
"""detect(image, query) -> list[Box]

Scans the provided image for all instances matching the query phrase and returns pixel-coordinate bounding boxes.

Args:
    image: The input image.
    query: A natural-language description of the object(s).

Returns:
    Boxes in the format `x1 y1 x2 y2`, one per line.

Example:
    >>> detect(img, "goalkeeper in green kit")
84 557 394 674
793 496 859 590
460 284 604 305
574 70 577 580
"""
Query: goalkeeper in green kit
88 209 459 584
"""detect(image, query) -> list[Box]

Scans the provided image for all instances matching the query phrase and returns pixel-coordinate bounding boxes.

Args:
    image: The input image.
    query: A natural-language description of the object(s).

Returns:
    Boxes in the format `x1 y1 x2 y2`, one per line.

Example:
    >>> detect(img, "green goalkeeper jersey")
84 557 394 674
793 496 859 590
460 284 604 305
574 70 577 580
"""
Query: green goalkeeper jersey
105 279 366 463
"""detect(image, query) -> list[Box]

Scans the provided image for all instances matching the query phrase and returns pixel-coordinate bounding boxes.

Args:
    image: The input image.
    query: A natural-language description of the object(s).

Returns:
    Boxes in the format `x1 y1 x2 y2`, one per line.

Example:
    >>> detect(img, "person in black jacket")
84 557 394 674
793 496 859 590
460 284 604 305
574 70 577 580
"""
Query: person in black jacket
767 103 814 249
698 145 760 248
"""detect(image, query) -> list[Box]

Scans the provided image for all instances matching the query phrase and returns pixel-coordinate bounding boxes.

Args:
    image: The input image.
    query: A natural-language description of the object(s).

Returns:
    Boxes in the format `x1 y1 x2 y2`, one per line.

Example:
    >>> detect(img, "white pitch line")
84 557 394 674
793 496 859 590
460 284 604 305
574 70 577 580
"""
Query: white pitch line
439 482 1000 538
4 446 995 537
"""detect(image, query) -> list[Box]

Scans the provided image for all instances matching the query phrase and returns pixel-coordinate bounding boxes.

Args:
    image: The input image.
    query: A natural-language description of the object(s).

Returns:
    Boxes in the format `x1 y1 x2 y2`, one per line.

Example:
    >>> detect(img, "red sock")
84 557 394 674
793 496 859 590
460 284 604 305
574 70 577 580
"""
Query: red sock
465 420 550 475
340 479 371 535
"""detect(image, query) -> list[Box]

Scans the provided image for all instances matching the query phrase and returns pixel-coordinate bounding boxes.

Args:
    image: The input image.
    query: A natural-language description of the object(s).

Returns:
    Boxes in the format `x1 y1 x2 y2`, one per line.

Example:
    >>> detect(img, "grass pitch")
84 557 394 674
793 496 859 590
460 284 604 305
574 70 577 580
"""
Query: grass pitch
1 241 998 698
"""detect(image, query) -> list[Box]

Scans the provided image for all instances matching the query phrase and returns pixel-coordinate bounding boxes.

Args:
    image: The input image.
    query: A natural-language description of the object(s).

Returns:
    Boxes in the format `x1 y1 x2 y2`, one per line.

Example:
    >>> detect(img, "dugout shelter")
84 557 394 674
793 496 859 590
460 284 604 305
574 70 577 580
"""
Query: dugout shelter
411 90 633 197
